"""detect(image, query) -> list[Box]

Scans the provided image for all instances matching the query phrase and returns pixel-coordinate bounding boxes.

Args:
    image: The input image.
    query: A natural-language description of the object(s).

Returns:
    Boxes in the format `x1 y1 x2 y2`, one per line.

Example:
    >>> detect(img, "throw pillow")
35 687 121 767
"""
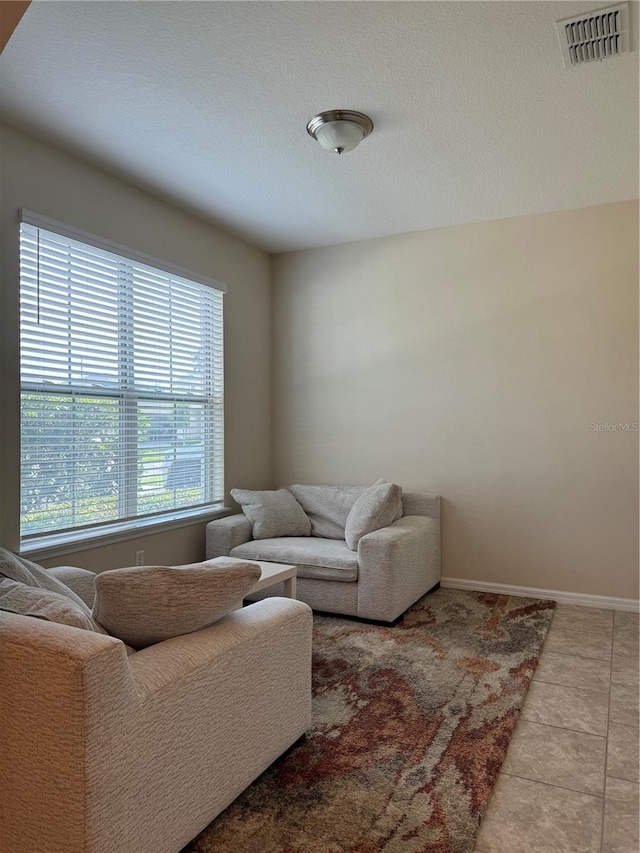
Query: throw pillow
0 577 102 632
230 488 311 540
344 481 403 551
92 558 262 649
373 478 404 521
0 546 106 633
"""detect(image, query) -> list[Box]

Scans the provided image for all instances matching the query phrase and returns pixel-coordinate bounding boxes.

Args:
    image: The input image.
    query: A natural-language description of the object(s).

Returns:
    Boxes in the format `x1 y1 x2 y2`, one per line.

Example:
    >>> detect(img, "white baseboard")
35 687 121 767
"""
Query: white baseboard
440 576 640 613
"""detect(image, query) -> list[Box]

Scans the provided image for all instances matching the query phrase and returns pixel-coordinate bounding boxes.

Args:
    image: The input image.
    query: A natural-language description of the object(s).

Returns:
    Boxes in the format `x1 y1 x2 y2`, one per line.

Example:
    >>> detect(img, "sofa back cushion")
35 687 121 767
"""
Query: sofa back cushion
344 481 403 550
230 488 311 540
289 480 402 540
289 484 369 539
93 558 261 649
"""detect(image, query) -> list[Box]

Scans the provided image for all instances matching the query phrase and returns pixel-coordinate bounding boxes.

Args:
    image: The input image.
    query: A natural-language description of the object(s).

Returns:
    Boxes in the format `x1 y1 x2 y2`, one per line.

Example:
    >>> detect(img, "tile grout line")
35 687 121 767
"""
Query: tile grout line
499 770 604 800
599 609 616 853
533 645 612 693
541 627 613 657
477 608 634 853
605 772 640 783
547 614 614 635
517 716 607 739
533 607 616 853
518 714 608 738
499 610 617 835
533 648 613 664
532 676 610 690
496 611 637 853
526 677 610 697
540 650 612 662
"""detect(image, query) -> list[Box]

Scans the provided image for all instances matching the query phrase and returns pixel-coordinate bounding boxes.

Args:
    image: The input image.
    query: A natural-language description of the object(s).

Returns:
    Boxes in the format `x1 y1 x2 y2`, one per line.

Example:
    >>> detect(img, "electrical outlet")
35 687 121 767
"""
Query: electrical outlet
135 550 144 566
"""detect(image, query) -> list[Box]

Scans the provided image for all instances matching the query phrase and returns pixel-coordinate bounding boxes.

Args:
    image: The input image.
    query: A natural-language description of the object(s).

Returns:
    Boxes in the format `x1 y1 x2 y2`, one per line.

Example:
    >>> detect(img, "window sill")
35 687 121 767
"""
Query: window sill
20 505 233 561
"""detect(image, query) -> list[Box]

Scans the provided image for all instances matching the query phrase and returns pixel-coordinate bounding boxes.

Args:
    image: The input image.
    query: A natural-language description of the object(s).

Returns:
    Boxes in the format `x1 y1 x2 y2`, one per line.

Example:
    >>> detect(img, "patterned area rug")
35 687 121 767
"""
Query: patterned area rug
186 588 555 853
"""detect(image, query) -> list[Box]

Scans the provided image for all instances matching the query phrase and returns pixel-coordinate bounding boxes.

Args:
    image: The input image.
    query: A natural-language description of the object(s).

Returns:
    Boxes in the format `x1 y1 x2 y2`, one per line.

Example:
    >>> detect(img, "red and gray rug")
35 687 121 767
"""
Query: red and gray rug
187 588 555 853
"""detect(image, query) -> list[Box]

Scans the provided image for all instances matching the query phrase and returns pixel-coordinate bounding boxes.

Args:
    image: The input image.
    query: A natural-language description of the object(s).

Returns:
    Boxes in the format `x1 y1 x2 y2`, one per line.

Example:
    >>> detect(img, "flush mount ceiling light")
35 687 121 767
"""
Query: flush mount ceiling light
306 110 374 155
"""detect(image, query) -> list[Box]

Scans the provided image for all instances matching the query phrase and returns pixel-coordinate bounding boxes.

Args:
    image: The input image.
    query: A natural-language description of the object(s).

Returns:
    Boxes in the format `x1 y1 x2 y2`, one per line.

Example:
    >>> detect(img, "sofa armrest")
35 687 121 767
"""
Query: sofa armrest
401 491 441 522
48 565 97 607
0 611 139 717
117 597 312 851
206 513 252 558
128 597 312 697
357 515 441 621
0 612 139 853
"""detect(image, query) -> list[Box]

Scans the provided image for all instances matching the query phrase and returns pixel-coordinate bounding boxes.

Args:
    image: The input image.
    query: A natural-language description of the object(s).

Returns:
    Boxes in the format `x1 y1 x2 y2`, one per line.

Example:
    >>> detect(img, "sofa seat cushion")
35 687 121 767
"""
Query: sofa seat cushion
231 537 359 583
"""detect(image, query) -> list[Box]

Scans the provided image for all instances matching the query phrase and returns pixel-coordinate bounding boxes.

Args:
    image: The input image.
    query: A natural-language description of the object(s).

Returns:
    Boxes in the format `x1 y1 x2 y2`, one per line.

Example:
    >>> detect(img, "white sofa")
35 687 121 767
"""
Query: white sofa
206 488 441 623
0 566 312 853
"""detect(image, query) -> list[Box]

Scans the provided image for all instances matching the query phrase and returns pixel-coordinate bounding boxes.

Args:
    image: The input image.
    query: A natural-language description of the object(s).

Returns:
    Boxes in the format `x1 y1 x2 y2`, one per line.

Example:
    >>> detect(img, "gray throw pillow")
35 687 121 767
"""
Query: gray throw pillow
344 481 403 551
92 558 262 649
371 478 403 521
231 488 311 540
0 546 105 633
0 577 104 632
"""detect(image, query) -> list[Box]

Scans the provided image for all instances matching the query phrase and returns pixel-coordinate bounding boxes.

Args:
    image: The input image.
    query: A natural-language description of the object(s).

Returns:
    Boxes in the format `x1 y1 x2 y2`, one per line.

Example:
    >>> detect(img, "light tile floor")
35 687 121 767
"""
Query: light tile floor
474 605 639 853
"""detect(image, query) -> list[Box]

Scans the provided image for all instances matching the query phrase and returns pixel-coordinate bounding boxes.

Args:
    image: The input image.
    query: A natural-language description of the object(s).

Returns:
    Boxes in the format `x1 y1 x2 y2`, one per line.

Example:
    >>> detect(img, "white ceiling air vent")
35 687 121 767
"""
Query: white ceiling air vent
556 3 629 68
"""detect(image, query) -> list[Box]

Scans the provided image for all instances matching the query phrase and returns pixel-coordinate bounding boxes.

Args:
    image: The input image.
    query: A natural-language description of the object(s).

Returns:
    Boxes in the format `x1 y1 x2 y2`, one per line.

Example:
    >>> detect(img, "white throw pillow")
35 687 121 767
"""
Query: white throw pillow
92 558 261 649
0 546 106 633
231 488 311 540
344 481 403 551
0 577 104 633
373 478 404 521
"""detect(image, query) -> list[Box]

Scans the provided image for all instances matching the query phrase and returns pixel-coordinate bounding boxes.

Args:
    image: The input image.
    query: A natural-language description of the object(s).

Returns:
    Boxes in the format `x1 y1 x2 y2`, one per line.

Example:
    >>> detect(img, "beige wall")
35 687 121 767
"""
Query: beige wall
273 202 639 600
2 124 637 597
0 122 272 570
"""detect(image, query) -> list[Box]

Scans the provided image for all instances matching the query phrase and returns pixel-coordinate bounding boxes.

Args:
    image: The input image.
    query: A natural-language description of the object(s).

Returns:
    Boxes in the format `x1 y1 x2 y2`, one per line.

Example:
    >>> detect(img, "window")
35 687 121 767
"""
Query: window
19 211 224 544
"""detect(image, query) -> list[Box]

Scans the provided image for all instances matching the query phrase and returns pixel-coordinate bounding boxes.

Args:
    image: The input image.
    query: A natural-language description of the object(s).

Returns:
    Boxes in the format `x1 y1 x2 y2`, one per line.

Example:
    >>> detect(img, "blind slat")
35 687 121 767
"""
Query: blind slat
19 220 224 540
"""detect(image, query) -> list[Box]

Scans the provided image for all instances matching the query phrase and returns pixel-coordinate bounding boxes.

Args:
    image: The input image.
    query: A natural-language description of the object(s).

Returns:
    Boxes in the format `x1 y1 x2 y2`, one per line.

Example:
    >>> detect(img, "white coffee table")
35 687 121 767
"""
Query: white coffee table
224 557 297 600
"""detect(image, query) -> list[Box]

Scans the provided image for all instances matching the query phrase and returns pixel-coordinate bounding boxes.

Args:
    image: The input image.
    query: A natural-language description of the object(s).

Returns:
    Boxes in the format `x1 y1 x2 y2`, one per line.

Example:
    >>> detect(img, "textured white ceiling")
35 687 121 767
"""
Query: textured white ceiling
1 1 638 252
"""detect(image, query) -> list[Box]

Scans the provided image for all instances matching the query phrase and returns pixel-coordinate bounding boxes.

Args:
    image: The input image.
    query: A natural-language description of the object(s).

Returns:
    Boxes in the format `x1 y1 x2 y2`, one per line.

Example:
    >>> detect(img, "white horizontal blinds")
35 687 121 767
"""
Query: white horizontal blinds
19 220 224 540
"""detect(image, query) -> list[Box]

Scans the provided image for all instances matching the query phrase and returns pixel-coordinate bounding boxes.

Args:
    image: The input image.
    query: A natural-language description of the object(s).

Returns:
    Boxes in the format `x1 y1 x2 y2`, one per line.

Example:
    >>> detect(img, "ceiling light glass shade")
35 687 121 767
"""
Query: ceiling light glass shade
307 110 373 154
314 120 365 154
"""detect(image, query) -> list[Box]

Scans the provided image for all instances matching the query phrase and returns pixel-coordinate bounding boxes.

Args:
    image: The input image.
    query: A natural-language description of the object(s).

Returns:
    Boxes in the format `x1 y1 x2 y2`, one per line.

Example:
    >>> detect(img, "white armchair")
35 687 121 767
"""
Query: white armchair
206 489 441 623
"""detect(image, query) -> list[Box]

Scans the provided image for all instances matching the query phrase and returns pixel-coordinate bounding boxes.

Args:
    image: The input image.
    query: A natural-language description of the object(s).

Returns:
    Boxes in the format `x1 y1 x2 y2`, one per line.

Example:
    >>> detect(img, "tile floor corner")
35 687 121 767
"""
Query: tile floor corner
473 604 639 853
